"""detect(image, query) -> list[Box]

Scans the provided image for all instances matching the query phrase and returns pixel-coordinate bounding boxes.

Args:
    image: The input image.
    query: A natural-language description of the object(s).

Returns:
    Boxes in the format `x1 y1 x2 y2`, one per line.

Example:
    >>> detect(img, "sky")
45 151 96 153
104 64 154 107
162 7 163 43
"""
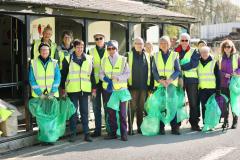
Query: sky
230 0 240 6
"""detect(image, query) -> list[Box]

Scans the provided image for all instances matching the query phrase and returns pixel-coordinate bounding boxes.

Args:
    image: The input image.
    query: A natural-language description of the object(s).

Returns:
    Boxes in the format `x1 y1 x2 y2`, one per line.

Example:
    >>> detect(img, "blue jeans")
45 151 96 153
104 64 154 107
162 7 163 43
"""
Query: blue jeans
68 92 89 135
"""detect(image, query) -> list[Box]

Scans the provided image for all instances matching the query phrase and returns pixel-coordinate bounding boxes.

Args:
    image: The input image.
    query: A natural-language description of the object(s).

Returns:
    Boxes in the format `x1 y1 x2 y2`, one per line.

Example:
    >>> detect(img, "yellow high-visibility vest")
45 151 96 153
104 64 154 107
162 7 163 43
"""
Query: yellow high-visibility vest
31 58 59 97
65 54 93 93
198 60 216 89
101 55 128 90
89 47 108 84
154 51 178 87
127 51 151 86
33 39 57 59
180 48 198 78
57 46 74 70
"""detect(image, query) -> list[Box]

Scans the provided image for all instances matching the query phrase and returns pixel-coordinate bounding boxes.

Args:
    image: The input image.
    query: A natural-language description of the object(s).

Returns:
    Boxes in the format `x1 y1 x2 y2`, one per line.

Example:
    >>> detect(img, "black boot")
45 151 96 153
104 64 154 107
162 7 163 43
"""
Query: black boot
159 127 165 135
84 133 92 142
231 116 238 129
171 126 180 135
222 118 229 131
69 132 77 142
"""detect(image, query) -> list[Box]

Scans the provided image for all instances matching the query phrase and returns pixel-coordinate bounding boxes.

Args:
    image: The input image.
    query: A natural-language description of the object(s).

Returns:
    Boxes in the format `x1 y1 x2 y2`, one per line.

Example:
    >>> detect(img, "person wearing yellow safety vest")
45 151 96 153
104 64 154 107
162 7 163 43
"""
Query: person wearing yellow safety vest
31 25 57 59
60 39 96 142
152 36 181 135
55 30 74 71
175 33 201 131
198 46 220 127
29 43 61 100
127 37 153 135
218 39 240 129
99 40 130 141
87 33 108 137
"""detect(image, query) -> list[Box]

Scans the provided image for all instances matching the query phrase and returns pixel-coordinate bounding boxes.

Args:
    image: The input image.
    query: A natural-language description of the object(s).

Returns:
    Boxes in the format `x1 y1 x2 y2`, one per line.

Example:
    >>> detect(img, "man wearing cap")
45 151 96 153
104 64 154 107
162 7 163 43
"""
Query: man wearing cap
99 40 130 141
88 33 109 137
175 33 201 131
127 37 152 135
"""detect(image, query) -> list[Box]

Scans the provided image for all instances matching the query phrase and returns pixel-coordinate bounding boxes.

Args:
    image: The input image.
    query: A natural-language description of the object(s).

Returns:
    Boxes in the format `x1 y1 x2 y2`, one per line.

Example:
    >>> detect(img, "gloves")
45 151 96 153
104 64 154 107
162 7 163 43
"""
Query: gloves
40 93 47 100
103 76 112 83
48 92 55 99
106 81 113 93
216 90 221 96
61 89 67 99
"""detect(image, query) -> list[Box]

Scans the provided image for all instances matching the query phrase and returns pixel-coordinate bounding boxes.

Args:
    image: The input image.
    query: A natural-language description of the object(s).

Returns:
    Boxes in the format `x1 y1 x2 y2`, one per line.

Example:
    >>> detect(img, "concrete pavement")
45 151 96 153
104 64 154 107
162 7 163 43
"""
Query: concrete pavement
1 121 240 160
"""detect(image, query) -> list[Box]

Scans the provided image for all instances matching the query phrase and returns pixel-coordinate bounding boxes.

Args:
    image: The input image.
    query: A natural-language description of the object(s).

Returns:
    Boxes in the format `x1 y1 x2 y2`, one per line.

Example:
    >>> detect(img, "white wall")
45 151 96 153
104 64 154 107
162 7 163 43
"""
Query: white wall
201 22 240 40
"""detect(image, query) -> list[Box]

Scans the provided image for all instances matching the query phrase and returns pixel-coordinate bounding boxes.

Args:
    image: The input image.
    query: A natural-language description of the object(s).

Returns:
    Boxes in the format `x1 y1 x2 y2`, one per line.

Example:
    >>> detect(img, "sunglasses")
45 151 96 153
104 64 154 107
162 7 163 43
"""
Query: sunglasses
95 37 103 41
107 47 116 51
224 46 232 49
181 40 188 42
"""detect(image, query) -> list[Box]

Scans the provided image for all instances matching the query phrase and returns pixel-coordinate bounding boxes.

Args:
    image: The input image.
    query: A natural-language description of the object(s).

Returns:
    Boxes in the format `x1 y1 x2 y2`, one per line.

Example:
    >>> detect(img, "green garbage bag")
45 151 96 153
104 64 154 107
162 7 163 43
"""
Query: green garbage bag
107 89 131 111
176 87 189 123
57 97 76 137
202 94 221 132
158 85 178 125
140 116 160 136
180 59 190 65
229 76 240 116
29 98 60 142
107 89 131 136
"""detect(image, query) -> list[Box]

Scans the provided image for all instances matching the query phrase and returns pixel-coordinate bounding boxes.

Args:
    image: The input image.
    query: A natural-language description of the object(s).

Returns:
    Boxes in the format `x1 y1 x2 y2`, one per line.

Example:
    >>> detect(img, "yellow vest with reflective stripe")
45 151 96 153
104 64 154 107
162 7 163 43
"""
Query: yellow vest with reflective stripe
154 51 178 87
101 55 128 90
198 60 216 89
31 58 59 97
128 51 151 86
65 54 93 93
219 54 239 71
180 48 198 78
89 47 108 84
57 46 74 70
33 39 57 59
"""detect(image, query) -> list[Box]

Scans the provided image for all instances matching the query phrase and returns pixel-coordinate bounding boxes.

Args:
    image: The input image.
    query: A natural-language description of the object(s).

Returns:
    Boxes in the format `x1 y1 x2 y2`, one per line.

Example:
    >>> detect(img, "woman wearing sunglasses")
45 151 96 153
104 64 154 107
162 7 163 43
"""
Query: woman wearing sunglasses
99 40 131 141
219 39 240 129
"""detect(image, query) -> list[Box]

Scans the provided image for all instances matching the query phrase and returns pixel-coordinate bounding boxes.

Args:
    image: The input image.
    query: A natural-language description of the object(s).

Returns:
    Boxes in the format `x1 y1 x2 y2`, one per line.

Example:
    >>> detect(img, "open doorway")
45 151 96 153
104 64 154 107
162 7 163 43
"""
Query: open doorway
0 15 25 106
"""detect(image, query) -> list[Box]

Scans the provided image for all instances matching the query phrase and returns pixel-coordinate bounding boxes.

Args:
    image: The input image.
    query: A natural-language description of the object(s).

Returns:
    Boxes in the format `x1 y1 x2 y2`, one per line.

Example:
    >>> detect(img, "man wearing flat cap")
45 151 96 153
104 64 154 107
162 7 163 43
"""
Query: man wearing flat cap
88 33 109 137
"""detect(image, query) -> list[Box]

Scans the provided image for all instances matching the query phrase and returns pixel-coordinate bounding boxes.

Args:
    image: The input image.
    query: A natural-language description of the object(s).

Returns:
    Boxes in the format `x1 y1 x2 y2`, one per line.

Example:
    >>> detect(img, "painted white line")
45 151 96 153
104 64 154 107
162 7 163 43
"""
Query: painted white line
200 147 236 160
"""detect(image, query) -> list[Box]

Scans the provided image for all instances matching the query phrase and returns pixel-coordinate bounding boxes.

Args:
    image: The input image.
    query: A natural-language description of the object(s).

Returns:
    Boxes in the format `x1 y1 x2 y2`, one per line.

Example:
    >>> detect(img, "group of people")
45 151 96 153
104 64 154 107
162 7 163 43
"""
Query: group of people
29 25 240 144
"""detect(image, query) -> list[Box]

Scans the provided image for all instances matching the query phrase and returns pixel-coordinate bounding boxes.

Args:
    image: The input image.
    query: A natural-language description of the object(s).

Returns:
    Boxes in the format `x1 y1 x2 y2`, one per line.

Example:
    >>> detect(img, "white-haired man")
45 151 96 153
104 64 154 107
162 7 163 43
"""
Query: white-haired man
175 33 201 131
198 46 220 126
152 35 181 135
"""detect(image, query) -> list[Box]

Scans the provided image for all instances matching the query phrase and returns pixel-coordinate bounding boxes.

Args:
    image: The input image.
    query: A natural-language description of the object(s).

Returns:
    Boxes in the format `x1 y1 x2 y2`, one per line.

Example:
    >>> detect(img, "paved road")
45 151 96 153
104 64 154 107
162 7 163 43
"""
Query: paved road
1 122 240 160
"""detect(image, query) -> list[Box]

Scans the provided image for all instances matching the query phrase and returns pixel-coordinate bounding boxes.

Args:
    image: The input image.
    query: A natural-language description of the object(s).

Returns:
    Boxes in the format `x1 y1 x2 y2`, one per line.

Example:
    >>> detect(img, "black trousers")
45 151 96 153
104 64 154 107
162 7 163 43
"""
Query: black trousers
199 89 216 121
221 87 238 123
185 83 200 127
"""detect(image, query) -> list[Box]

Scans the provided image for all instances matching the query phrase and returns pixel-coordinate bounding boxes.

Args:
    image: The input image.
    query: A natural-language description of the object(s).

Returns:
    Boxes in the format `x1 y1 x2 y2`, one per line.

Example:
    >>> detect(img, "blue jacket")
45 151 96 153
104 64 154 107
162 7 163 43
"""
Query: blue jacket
29 57 61 96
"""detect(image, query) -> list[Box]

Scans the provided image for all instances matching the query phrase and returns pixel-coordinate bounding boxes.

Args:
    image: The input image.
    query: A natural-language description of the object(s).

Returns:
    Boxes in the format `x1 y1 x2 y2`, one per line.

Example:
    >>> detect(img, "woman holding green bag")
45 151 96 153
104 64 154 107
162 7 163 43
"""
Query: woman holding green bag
99 40 131 141
219 39 240 129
